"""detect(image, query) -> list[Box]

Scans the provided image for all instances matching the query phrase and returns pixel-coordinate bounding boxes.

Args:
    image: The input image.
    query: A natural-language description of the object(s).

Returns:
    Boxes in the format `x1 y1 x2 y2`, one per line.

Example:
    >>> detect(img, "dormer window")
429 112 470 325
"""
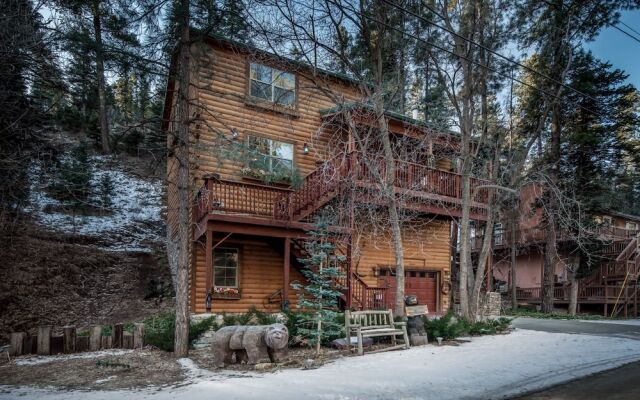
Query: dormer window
249 63 296 106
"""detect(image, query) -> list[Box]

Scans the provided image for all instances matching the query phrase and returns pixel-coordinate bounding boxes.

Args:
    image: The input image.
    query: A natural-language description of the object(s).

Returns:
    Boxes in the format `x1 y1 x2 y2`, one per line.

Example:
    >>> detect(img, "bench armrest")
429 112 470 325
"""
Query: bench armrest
393 321 407 327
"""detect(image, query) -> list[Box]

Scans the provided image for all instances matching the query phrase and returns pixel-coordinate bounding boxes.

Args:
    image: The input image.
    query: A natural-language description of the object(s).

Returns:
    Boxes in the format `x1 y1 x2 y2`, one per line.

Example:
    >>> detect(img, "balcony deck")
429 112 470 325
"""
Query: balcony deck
471 226 639 252
194 152 491 239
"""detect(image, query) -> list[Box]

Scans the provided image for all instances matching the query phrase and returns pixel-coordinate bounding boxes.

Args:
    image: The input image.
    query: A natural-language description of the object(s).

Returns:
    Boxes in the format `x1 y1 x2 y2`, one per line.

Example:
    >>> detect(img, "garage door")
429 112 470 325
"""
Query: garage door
377 269 438 313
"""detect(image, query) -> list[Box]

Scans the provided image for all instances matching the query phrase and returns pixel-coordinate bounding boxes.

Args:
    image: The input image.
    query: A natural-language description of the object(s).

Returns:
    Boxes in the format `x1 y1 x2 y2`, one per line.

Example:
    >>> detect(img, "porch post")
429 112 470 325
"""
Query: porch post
205 229 213 312
283 237 291 311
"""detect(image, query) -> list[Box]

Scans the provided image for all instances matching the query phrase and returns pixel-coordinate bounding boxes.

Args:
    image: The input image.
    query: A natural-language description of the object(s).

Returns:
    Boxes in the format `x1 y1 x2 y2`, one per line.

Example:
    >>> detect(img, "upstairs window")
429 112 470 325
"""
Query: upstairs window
213 248 239 288
247 135 294 175
249 63 296 106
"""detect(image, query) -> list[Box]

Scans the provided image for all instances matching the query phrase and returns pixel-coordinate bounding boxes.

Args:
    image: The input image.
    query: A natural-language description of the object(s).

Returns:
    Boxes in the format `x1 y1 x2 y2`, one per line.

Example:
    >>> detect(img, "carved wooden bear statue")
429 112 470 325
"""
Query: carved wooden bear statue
212 323 289 367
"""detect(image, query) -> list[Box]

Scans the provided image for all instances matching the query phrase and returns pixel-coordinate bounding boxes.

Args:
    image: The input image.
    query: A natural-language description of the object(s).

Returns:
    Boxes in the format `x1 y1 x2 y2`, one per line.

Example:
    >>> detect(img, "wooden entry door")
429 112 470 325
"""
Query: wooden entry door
377 269 439 313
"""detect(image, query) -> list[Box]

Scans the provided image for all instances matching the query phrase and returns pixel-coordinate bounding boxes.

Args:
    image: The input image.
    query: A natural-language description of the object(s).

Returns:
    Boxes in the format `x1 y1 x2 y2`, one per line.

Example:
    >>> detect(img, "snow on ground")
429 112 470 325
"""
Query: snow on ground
26 156 163 252
13 350 134 366
3 329 640 400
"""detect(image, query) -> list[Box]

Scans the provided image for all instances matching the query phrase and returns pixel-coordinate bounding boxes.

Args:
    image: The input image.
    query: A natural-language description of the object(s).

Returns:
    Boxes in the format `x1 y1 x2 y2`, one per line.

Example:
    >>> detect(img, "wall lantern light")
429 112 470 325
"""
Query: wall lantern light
231 128 239 139
303 142 310 154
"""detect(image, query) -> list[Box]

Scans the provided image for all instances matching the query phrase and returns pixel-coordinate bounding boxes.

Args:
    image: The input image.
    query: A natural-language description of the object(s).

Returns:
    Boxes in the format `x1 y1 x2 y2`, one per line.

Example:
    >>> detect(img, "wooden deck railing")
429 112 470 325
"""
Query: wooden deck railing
196 152 492 224
194 175 291 221
274 153 350 220
352 153 490 204
512 285 638 302
472 227 639 251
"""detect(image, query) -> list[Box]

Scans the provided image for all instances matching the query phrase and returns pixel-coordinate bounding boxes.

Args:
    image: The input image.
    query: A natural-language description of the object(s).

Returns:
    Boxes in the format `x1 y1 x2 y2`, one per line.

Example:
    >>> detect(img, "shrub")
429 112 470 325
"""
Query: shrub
143 312 218 352
98 174 115 209
423 313 512 341
423 311 467 341
47 143 93 207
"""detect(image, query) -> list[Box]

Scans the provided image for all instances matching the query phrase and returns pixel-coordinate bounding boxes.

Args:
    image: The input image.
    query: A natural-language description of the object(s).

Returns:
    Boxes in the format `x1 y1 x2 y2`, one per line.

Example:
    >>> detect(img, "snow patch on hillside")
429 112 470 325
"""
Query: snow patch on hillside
27 155 164 252
14 350 134 366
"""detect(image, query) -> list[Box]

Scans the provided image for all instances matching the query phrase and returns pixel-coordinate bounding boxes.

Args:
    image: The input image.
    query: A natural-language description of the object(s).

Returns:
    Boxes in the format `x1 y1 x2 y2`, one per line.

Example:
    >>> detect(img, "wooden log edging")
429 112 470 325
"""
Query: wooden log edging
8 322 148 357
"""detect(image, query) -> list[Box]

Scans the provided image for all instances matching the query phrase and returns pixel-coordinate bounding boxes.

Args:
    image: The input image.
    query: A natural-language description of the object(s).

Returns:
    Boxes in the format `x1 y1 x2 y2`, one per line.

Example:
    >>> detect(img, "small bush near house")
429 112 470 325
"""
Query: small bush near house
143 312 218 352
220 306 278 327
423 312 511 341
465 318 511 336
423 312 467 341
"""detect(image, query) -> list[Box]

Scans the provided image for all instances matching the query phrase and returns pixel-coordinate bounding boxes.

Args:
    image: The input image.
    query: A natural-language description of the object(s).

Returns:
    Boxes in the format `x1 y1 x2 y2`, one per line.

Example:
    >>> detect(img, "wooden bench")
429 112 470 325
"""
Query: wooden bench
345 309 410 356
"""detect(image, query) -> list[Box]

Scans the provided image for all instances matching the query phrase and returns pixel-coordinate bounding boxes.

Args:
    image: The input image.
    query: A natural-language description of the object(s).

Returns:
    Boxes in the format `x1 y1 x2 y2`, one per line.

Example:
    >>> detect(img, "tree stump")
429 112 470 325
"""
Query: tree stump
89 326 102 351
133 323 145 349
123 332 134 349
101 335 112 349
9 332 26 356
76 336 89 352
37 326 52 355
63 326 76 354
112 324 124 348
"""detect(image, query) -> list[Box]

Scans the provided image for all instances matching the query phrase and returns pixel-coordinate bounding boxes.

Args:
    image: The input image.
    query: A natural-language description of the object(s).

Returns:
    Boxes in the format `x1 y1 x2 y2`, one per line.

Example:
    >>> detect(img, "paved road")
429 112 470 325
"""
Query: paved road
514 360 640 400
510 318 640 399
511 317 640 340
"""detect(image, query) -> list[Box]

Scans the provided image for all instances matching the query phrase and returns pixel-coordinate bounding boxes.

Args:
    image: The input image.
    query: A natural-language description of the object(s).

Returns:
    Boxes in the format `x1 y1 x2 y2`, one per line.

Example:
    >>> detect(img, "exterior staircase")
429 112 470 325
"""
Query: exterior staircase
265 237 388 311
579 233 639 317
274 154 350 222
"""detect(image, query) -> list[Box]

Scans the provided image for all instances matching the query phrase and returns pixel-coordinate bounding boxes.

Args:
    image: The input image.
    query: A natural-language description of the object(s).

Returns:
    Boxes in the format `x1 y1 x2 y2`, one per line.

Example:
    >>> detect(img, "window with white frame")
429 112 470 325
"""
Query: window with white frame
247 135 294 175
249 63 296 106
213 248 239 288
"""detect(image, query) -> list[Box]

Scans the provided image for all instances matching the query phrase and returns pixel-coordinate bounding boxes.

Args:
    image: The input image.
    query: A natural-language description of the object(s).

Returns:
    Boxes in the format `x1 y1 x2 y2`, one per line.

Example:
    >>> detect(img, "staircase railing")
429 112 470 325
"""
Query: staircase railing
290 238 387 310
274 153 351 221
350 273 387 310
616 235 638 262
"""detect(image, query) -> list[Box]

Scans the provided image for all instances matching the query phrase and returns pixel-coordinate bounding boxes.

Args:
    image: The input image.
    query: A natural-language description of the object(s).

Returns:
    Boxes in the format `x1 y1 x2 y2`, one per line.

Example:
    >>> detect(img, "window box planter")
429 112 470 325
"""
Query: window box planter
239 168 294 186
212 288 241 300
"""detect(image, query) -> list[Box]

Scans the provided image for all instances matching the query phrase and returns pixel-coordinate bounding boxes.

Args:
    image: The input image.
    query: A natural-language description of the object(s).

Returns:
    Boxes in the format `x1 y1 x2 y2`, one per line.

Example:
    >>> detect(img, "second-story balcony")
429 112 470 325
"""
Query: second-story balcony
194 151 491 238
470 226 640 252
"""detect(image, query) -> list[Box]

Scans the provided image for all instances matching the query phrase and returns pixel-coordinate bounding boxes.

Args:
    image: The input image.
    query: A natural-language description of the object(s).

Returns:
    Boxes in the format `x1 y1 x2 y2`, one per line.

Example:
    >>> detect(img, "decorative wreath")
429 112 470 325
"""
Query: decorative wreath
441 280 452 295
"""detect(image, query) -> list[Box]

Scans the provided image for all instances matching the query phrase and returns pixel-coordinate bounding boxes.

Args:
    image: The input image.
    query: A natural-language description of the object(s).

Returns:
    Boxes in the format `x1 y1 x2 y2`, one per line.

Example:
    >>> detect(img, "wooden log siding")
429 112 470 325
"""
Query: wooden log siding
192 238 305 313
190 42 359 186
169 40 465 313
356 220 453 312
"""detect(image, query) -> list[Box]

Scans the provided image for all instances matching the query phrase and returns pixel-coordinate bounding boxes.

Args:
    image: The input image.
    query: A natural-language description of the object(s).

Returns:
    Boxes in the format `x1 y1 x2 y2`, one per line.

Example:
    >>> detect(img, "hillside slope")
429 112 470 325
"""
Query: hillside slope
0 134 172 342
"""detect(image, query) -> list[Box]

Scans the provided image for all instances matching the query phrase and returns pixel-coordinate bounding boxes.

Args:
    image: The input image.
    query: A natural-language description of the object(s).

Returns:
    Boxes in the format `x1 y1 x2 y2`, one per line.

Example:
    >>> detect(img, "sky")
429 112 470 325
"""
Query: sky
586 9 640 89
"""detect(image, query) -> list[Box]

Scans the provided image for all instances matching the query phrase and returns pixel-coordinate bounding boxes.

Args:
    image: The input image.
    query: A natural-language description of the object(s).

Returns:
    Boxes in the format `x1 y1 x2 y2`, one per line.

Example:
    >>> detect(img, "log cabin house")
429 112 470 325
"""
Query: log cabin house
472 182 640 317
163 33 491 315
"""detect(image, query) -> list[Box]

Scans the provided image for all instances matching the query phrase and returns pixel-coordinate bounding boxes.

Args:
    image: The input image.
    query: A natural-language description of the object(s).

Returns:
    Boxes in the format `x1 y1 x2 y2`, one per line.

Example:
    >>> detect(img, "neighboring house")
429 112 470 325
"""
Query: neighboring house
163 34 491 315
474 182 640 317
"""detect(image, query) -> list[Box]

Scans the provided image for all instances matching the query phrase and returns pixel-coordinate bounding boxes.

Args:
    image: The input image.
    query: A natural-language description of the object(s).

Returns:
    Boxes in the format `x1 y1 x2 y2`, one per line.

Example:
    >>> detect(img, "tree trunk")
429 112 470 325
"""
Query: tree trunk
510 212 518 310
568 267 578 316
541 103 561 313
92 1 110 154
458 173 472 319
173 0 191 358
374 102 406 317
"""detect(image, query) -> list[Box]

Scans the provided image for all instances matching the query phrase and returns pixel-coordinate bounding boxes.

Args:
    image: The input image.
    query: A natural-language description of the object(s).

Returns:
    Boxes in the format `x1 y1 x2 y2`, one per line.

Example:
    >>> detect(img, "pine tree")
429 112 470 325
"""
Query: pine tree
291 218 345 356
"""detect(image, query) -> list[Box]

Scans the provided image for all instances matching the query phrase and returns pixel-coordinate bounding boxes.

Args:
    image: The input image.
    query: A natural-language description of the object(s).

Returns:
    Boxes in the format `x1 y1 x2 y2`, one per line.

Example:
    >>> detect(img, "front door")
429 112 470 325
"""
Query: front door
377 269 439 313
